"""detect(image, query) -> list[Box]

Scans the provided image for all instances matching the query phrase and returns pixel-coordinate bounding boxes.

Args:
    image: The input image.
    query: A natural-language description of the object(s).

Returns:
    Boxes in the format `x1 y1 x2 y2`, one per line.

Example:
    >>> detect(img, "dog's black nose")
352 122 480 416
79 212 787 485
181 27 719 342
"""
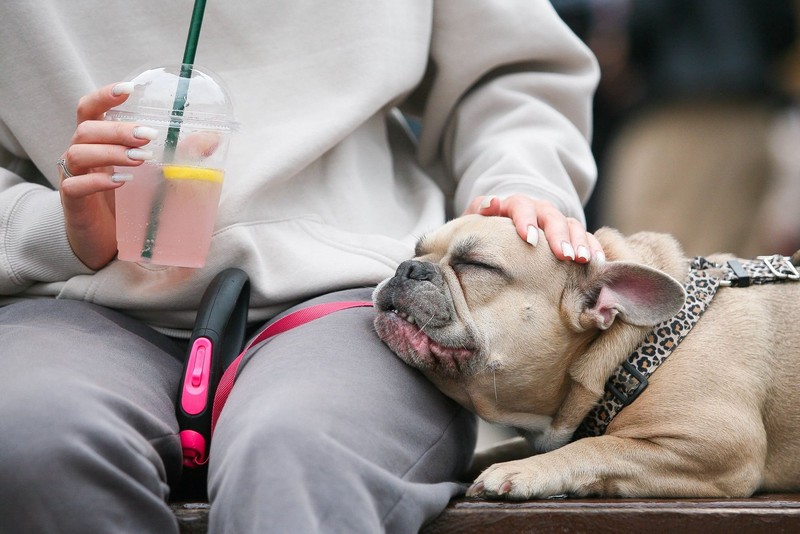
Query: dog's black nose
396 260 437 281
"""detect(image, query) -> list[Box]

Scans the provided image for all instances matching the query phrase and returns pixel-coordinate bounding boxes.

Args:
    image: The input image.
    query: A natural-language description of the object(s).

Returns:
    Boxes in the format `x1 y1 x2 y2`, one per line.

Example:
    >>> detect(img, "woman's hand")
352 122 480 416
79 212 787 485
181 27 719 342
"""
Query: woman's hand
58 82 155 270
464 194 605 263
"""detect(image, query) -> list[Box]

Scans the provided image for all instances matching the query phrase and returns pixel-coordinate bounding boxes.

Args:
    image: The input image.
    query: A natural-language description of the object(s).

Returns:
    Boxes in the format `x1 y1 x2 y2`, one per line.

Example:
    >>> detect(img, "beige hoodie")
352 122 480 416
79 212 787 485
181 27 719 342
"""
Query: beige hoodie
0 0 598 335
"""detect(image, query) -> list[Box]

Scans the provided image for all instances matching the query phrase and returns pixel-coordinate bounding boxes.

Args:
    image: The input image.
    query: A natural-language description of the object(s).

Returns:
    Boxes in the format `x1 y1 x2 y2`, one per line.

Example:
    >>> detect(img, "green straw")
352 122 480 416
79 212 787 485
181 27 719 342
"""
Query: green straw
140 0 208 260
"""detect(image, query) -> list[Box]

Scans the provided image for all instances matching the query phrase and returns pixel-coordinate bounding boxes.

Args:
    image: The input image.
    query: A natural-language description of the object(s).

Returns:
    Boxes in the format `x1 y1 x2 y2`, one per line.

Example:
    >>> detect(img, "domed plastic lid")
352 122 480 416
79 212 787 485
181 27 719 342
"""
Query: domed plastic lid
107 64 236 130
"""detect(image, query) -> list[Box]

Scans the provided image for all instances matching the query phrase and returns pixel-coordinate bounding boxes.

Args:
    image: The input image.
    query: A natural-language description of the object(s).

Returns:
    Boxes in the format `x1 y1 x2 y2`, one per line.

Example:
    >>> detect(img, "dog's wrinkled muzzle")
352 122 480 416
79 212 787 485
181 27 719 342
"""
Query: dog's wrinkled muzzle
373 261 479 376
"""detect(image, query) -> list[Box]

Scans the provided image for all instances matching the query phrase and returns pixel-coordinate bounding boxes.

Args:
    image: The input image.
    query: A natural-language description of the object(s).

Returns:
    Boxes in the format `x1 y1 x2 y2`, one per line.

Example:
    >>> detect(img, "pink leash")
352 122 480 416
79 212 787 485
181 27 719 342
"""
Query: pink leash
210 300 374 434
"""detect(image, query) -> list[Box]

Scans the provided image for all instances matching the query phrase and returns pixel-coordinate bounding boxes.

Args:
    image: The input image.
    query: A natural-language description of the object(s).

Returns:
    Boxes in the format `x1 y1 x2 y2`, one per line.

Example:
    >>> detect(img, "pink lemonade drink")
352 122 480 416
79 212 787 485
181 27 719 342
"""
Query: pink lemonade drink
115 163 223 268
106 64 236 268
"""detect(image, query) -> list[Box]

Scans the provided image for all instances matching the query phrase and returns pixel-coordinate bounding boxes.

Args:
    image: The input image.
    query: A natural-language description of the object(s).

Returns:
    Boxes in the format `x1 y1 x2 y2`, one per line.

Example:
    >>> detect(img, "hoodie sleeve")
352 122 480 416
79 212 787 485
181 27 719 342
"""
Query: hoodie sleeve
416 0 599 223
0 160 93 295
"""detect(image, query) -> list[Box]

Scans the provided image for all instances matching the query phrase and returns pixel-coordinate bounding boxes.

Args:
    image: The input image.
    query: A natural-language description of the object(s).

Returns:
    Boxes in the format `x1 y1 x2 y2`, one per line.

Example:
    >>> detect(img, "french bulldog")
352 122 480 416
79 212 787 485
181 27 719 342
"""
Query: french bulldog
372 214 800 499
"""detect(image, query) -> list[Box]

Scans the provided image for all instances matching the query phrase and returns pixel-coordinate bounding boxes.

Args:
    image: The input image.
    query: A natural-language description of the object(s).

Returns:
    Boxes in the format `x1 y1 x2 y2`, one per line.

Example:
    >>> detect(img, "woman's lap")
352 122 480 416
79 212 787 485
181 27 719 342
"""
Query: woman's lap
0 292 476 533
210 288 476 533
0 299 185 533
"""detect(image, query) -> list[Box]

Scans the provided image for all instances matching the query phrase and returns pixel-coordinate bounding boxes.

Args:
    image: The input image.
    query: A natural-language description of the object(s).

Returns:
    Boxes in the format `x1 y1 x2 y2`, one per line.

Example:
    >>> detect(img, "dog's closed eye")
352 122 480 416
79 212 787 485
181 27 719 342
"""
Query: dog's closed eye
451 258 509 280
452 260 496 271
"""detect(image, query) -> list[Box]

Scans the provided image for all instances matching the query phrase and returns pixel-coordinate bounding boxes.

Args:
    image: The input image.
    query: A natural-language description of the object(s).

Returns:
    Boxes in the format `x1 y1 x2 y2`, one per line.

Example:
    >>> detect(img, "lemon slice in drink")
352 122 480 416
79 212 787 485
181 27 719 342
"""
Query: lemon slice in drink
162 165 224 183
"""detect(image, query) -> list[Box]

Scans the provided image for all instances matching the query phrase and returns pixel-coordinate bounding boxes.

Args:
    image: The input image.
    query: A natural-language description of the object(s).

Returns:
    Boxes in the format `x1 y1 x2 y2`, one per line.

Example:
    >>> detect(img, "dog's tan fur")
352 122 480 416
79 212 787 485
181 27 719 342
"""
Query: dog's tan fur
373 214 800 499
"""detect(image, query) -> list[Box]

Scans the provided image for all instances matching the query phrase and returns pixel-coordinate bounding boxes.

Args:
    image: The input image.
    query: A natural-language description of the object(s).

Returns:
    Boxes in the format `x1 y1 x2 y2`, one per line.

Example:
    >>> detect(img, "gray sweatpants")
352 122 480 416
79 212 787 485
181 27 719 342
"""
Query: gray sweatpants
0 288 476 533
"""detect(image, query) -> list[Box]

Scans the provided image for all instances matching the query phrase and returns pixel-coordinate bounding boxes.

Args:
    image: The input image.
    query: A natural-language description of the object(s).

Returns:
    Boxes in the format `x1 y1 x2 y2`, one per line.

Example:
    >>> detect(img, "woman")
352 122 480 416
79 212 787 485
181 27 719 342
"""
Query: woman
0 1 601 532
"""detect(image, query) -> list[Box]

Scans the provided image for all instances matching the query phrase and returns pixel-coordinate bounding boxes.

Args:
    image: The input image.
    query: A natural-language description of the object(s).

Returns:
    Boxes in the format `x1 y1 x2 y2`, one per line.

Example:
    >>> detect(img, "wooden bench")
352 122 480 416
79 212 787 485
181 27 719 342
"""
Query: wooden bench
171 494 800 533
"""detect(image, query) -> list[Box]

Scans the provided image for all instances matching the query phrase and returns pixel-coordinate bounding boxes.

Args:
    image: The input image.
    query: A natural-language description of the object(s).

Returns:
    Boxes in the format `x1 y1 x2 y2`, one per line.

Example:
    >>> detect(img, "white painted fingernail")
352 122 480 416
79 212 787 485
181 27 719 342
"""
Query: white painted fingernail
577 245 590 262
594 251 606 264
561 242 575 261
479 196 496 210
110 173 133 183
526 225 539 247
127 148 153 161
112 82 135 96
132 126 158 141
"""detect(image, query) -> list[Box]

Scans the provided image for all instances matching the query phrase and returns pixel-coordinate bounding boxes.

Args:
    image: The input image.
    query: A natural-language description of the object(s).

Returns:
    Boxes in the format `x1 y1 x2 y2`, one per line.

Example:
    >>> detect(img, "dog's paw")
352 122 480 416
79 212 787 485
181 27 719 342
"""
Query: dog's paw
466 458 568 500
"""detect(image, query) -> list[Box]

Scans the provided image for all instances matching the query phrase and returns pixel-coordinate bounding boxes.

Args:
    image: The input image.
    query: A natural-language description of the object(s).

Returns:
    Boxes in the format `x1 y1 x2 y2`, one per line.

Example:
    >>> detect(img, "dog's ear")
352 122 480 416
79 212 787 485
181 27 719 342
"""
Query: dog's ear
578 262 686 330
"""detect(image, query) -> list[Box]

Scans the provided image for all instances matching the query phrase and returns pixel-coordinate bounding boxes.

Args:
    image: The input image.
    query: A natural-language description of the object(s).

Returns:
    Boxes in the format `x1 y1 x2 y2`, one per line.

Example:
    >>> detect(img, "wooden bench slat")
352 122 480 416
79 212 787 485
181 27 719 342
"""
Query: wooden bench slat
172 495 800 533
421 495 800 534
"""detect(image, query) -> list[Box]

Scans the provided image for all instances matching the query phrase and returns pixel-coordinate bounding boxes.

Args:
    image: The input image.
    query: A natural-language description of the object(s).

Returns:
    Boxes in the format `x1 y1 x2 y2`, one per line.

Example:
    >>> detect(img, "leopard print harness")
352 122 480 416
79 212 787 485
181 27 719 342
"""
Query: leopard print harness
571 254 799 441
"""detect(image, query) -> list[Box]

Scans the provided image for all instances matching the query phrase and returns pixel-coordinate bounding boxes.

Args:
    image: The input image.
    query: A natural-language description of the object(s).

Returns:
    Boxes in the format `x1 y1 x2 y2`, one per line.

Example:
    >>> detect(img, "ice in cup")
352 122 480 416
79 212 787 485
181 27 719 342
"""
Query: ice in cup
106 64 236 268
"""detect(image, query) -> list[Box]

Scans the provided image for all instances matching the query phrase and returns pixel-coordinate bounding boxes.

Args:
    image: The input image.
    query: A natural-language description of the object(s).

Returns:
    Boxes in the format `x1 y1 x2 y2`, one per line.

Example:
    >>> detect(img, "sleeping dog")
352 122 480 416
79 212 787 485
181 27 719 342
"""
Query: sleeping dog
373 214 800 499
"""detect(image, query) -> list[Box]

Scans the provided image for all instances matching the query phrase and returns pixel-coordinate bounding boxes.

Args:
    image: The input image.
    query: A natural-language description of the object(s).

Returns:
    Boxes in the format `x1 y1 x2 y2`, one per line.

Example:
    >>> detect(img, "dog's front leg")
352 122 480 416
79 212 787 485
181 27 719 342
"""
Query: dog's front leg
467 434 761 499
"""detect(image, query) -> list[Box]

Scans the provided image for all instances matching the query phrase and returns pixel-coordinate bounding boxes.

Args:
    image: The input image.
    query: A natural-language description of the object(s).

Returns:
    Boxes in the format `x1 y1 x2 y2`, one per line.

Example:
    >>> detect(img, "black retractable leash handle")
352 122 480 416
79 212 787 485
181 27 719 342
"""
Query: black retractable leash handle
177 268 250 469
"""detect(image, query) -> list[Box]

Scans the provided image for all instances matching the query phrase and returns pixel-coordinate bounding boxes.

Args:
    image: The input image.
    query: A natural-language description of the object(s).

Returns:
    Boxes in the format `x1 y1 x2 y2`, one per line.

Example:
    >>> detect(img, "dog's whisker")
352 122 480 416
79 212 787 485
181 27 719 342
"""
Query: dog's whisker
412 313 435 339
484 360 501 405
493 368 498 405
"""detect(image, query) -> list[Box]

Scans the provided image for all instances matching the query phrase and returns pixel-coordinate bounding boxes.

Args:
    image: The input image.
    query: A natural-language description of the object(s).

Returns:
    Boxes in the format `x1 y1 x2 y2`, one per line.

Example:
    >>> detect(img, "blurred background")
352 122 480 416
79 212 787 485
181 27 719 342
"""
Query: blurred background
556 0 800 259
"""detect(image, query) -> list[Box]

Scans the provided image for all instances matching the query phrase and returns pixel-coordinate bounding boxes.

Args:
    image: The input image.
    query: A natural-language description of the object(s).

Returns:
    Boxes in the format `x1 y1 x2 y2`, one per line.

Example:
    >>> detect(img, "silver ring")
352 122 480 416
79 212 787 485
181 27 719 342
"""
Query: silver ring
57 158 74 178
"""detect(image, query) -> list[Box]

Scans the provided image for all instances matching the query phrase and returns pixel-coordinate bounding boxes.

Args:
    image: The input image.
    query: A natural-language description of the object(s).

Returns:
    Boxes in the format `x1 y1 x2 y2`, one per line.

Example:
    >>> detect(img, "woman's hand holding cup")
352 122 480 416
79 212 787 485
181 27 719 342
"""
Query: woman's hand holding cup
58 82 154 270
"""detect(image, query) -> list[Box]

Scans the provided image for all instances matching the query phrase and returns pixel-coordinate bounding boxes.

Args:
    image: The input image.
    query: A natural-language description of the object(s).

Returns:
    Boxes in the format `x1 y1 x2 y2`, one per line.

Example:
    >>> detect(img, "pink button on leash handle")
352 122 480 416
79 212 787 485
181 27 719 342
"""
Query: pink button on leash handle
178 268 250 469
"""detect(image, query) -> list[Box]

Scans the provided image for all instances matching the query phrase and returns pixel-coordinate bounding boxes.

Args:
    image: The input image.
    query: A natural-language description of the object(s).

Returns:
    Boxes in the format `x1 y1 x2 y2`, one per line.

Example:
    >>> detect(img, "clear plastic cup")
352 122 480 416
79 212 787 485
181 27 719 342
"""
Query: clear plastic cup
106 64 236 268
